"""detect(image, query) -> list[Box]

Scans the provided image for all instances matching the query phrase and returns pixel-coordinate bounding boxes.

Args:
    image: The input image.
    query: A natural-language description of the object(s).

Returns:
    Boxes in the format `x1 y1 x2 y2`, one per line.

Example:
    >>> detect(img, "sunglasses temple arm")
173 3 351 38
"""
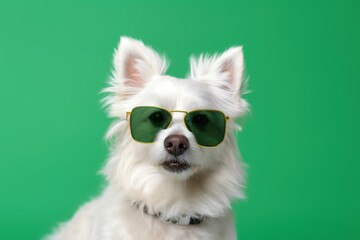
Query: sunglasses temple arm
126 112 131 120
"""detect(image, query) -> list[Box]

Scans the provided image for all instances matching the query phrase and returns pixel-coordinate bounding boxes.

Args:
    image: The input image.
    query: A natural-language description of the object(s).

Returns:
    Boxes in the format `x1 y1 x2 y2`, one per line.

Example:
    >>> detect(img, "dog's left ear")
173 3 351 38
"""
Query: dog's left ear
190 46 245 95
103 37 168 119
112 37 168 93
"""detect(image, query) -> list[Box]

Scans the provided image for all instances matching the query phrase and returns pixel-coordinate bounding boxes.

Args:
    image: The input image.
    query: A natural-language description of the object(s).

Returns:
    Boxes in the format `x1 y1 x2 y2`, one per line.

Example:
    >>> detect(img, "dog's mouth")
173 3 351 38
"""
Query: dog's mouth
161 159 191 173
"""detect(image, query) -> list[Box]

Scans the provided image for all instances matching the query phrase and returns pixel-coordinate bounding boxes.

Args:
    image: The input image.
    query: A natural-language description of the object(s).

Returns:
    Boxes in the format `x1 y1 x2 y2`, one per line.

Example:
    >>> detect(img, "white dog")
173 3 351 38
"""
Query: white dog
46 37 248 240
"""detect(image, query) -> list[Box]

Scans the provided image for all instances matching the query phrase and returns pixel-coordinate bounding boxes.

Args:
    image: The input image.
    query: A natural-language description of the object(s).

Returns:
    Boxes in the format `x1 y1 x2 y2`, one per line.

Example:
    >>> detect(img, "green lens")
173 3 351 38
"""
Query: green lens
130 106 172 143
185 110 226 147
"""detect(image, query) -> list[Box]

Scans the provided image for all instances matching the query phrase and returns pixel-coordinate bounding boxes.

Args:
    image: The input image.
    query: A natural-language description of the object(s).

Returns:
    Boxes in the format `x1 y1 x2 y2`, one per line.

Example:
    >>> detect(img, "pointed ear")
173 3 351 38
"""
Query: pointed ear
113 37 168 89
190 46 245 94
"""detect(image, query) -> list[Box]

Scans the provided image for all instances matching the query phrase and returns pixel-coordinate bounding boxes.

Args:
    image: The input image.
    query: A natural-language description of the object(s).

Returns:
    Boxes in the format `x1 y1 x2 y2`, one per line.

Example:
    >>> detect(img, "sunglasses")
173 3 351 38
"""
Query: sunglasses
126 106 229 147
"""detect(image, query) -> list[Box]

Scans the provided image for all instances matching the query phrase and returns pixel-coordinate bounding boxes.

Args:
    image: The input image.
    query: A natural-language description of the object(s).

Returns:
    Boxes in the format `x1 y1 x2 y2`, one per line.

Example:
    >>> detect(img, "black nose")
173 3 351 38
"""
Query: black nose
164 135 189 156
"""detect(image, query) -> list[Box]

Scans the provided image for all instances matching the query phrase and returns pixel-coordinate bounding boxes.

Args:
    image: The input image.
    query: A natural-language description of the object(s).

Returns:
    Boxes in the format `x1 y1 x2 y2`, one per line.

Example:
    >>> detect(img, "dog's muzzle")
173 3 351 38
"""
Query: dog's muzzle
162 135 191 172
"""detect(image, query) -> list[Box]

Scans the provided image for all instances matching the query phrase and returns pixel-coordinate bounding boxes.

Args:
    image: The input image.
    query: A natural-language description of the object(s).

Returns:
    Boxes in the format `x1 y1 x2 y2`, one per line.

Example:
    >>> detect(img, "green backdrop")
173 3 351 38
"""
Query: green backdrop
1 1 359 239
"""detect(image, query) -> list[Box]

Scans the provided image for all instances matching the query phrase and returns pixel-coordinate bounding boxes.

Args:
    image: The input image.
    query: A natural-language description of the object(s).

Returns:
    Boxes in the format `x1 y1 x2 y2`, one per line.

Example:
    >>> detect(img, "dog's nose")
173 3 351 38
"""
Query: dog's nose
164 135 189 156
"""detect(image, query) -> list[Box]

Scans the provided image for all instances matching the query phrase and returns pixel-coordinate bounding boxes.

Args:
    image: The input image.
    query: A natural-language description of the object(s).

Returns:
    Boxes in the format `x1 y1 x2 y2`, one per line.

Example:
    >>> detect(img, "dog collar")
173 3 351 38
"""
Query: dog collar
133 202 204 225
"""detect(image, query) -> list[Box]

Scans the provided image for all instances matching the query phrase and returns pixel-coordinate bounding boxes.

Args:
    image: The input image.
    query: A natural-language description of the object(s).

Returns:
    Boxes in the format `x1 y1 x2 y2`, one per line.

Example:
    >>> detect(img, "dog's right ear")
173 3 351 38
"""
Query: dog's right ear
112 36 168 94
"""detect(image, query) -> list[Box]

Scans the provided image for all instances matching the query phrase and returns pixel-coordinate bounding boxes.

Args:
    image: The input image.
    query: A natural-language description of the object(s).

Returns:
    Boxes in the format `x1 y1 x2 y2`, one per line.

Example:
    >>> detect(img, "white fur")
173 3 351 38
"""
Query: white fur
45 37 248 240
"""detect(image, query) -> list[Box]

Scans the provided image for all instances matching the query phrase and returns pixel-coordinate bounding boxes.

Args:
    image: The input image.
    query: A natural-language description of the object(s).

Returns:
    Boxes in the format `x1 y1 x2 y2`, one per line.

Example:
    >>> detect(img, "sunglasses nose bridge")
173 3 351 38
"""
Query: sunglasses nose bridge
168 110 188 128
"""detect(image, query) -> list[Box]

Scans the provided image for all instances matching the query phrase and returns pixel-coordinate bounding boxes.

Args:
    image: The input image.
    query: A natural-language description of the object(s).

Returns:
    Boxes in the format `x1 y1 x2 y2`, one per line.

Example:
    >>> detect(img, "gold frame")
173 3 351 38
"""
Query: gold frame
126 106 230 147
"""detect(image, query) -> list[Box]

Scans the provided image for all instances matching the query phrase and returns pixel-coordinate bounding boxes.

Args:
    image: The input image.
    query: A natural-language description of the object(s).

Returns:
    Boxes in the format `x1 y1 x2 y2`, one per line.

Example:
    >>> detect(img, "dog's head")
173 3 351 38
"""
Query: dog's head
103 37 248 214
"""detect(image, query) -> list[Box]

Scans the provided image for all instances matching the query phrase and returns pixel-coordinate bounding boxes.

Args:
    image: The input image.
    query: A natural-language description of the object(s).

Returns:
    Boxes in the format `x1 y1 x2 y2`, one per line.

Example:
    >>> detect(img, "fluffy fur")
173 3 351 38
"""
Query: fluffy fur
46 37 248 240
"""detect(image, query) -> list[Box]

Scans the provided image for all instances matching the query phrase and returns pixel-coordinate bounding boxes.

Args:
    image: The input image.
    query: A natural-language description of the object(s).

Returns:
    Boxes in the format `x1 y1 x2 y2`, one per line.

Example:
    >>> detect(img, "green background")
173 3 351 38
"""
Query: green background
1 0 359 239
